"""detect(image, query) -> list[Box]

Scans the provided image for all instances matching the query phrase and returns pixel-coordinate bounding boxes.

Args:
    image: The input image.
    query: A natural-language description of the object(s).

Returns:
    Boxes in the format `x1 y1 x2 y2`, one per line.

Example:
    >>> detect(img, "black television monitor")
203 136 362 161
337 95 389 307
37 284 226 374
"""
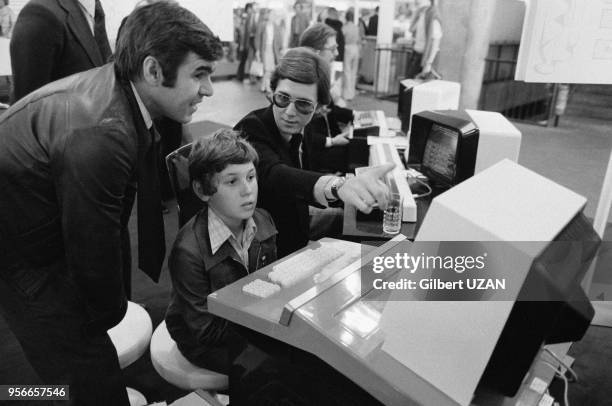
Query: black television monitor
409 110 478 190
409 109 521 192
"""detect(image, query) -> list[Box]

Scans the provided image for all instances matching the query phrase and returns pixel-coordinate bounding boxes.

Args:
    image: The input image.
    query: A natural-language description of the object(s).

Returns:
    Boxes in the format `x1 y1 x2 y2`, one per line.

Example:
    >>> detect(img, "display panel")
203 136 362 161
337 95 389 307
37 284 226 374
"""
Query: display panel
422 123 459 184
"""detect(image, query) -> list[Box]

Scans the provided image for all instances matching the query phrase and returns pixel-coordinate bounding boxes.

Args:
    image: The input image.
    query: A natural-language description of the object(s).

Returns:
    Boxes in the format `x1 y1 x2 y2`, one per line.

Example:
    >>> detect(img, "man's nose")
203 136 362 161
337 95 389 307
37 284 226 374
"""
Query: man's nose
285 101 298 115
199 77 213 97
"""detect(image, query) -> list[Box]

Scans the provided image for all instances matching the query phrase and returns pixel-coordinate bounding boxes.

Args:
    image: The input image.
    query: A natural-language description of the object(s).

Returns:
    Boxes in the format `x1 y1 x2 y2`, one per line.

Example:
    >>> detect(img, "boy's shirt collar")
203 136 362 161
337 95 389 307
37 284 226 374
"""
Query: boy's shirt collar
208 206 257 267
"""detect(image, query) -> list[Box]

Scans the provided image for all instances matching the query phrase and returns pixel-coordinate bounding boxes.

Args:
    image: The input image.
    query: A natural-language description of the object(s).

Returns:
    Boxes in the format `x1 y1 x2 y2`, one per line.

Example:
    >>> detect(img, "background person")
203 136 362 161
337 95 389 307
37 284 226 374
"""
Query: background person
255 8 284 94
407 0 443 79
236 2 258 83
342 7 360 101
323 7 344 62
300 23 354 173
10 0 112 102
0 3 222 404
289 0 309 48
0 0 14 38
366 6 378 36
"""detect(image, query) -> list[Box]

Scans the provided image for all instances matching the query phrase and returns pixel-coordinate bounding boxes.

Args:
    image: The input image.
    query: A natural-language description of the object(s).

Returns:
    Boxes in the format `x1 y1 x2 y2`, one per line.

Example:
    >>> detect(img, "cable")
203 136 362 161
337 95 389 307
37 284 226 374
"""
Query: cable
542 359 572 406
411 178 432 199
544 348 578 382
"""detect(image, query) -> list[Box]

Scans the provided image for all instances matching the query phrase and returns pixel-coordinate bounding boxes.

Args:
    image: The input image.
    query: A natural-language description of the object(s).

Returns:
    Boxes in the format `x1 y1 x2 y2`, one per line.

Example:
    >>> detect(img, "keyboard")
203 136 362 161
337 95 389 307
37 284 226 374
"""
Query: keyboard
352 110 387 139
240 244 346 298
354 110 378 127
268 245 344 288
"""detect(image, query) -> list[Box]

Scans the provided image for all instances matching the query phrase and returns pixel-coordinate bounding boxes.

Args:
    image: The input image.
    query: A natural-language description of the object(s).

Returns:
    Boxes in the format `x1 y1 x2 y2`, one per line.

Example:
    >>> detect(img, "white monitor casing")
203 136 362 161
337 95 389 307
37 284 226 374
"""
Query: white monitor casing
380 160 587 406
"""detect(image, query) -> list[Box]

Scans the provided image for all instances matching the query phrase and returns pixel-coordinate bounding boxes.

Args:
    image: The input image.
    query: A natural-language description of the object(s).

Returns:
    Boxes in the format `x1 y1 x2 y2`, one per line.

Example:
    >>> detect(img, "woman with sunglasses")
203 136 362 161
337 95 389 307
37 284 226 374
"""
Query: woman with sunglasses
234 47 393 258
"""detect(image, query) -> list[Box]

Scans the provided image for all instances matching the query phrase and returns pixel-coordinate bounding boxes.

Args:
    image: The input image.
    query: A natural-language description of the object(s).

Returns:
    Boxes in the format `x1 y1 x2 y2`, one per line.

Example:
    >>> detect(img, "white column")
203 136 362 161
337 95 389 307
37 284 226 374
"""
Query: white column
437 0 496 109
375 0 395 94
459 0 496 109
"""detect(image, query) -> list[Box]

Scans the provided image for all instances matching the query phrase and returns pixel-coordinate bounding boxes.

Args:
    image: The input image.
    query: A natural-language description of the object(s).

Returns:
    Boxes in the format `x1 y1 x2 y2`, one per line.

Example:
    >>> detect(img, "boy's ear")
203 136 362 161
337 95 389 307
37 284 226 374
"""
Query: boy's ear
192 180 210 202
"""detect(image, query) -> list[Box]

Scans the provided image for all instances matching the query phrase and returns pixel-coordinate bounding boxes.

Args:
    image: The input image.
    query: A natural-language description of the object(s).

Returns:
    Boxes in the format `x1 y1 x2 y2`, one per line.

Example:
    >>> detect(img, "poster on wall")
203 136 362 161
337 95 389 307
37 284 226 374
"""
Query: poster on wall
516 0 612 84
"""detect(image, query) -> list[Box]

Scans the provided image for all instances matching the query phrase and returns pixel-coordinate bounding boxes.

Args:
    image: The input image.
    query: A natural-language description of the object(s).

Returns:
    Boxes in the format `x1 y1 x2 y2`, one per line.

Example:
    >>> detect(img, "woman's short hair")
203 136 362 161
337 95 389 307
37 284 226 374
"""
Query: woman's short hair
299 23 336 52
188 129 259 196
115 1 223 86
270 47 331 106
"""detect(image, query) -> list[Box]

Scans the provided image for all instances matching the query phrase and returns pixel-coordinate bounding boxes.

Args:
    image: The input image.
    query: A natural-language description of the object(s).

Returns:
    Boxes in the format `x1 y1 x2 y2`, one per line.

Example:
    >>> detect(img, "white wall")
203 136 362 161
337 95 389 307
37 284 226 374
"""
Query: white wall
488 0 525 43
8 0 29 16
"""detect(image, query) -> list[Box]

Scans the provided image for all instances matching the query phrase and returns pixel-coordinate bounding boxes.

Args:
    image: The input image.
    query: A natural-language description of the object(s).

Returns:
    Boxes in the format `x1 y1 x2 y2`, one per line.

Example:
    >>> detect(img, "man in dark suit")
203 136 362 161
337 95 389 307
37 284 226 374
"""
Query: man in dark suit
0 3 222 404
235 47 393 257
367 6 379 36
10 0 112 102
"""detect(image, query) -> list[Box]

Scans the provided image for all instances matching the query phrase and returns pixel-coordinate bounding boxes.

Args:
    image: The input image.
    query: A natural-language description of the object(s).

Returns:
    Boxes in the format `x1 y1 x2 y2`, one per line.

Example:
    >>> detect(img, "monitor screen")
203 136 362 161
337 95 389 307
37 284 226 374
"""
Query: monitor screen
422 123 459 184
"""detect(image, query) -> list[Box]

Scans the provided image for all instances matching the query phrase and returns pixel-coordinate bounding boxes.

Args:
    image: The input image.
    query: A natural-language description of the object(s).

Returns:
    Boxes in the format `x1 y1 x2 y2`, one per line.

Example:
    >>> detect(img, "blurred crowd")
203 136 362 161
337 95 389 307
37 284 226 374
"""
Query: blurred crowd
230 0 442 98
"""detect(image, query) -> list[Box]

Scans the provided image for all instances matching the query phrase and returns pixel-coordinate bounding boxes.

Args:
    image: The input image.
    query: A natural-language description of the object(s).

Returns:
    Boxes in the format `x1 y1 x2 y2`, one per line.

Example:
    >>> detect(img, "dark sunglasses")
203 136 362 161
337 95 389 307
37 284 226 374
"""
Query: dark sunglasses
271 92 316 115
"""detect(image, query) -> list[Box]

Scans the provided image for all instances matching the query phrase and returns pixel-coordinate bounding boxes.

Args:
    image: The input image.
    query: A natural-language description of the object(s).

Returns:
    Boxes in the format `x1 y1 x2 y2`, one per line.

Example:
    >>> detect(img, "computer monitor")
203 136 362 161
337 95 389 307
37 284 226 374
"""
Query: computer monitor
408 109 521 192
389 160 600 402
398 79 460 134
477 208 598 397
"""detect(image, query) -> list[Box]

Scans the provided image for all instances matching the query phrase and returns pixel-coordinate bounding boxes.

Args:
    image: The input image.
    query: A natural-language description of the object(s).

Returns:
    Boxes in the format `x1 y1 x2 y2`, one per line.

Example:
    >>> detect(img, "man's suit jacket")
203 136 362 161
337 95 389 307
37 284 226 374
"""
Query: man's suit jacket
367 14 378 36
10 0 108 102
0 64 151 335
234 106 323 257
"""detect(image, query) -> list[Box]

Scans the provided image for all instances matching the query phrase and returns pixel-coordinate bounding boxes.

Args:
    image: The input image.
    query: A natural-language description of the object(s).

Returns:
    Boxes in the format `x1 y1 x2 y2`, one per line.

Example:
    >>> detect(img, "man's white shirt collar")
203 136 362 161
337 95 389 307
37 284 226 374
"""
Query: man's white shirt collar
78 0 96 33
130 82 153 130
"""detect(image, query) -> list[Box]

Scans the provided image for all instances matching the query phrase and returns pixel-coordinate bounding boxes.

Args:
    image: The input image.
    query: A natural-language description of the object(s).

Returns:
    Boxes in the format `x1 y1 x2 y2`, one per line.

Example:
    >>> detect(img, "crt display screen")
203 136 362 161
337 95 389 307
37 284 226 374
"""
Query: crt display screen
422 123 459 183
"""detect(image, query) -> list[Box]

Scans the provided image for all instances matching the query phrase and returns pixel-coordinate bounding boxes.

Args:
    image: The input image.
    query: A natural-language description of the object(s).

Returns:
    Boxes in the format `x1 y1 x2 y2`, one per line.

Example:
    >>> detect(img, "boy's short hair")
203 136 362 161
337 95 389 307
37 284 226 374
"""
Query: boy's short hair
115 1 223 86
188 129 259 196
299 23 336 52
270 47 331 106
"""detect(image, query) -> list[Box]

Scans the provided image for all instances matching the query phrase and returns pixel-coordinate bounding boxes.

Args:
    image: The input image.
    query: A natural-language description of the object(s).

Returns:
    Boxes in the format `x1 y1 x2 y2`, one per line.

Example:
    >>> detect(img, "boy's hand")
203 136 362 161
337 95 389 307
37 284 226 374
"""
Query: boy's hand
337 163 395 213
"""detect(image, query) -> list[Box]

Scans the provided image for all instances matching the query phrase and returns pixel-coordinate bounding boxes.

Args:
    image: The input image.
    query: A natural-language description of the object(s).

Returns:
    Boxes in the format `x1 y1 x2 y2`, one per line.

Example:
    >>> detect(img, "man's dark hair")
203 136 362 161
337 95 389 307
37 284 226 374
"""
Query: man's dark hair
188 129 259 196
299 23 336 52
115 1 223 86
270 47 331 106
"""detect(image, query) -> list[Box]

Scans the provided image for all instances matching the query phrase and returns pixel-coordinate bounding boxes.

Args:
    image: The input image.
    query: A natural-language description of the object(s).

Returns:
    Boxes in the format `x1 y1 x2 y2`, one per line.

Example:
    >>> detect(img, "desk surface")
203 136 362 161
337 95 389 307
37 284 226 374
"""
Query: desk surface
343 196 430 241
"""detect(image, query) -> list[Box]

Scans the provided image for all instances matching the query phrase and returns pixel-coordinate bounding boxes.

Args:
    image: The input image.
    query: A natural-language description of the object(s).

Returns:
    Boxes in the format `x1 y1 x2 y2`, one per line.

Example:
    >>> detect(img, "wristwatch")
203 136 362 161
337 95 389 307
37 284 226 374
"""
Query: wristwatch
330 176 345 201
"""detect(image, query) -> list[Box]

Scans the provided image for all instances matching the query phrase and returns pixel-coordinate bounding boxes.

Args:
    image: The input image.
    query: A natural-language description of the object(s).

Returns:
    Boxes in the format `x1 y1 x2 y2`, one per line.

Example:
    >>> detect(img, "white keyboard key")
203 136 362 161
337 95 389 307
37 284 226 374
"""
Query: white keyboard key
242 279 281 298
268 246 344 288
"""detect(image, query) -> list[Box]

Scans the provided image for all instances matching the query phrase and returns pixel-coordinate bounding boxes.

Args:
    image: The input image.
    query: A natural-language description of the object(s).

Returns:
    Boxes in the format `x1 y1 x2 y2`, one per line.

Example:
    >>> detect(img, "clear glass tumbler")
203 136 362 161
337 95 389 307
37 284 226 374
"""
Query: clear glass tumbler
383 193 403 234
